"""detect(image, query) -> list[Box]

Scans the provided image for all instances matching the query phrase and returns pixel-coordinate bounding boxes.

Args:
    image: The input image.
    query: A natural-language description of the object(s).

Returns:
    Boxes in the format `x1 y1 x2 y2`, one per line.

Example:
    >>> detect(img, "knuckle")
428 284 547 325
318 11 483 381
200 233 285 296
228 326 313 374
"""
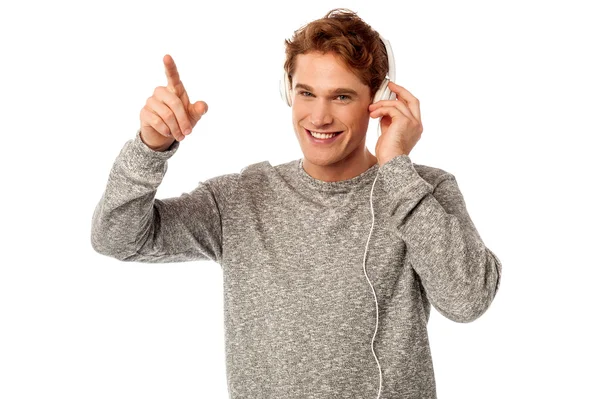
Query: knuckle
141 107 154 122
167 85 178 95
160 110 175 123
156 86 172 99
151 114 162 127
164 95 180 108
163 96 175 107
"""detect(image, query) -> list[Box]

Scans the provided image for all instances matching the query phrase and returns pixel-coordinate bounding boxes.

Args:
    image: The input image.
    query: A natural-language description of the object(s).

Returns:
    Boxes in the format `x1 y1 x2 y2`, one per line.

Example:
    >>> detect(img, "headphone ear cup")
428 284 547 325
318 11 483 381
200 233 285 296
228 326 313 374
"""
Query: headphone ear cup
373 78 398 104
279 72 292 107
279 76 287 105
386 86 397 101
372 78 389 104
373 78 397 138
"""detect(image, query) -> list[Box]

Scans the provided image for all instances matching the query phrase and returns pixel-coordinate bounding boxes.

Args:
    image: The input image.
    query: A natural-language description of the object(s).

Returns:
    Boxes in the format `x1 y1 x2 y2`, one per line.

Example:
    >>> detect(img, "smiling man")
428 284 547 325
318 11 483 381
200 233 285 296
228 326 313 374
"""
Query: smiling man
291 51 376 182
92 8 502 399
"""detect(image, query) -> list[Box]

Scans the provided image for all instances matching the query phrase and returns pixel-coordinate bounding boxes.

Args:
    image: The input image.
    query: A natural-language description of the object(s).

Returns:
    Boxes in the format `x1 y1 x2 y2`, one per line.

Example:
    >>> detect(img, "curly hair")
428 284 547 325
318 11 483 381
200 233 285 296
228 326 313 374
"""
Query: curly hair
283 8 389 100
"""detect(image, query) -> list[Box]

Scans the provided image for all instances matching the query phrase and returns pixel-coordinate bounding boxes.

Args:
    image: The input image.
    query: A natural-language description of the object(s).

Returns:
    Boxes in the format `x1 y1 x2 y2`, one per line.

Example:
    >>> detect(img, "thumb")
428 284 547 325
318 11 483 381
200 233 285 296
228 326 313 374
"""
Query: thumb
189 101 209 125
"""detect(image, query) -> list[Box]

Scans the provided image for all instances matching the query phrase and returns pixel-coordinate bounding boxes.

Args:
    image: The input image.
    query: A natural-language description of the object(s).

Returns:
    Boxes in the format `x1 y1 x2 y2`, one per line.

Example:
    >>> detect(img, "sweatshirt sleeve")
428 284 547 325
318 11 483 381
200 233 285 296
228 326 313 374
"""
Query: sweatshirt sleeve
91 129 236 265
378 154 502 323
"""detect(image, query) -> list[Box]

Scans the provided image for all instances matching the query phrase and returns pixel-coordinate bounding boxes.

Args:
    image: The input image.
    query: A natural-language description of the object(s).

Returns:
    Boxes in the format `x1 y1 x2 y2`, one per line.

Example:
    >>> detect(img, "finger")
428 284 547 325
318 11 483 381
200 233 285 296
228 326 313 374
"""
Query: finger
140 107 171 137
369 99 408 110
369 106 420 131
163 54 183 94
369 100 414 121
369 106 405 120
148 95 188 141
387 81 421 121
154 86 194 134
369 107 396 118
188 101 209 125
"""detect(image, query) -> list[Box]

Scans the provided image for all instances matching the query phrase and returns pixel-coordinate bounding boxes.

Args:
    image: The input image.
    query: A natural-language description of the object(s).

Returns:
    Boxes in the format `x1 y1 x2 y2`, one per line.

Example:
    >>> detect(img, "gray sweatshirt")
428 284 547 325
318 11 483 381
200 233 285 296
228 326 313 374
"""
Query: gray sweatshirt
91 129 502 399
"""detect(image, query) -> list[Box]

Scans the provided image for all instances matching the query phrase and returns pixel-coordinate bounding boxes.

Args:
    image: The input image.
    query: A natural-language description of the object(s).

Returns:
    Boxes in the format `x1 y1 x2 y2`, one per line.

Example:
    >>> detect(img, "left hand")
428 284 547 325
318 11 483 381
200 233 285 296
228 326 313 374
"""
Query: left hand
369 81 423 166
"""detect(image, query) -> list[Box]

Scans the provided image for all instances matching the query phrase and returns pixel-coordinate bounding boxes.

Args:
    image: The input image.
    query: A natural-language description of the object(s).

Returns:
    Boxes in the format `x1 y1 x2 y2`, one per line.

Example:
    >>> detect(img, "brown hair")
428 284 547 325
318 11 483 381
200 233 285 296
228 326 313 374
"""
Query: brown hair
283 8 389 100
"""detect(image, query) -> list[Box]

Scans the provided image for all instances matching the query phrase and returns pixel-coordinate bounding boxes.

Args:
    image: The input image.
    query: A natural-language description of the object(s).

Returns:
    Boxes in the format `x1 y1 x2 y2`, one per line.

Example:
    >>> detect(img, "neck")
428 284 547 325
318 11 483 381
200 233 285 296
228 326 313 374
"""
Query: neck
302 149 378 182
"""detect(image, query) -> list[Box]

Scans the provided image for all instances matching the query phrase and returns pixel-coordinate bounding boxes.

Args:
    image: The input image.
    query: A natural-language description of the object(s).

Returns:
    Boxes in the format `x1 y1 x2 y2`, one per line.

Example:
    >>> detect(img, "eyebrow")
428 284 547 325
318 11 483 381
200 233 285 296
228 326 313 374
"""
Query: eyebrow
294 83 359 97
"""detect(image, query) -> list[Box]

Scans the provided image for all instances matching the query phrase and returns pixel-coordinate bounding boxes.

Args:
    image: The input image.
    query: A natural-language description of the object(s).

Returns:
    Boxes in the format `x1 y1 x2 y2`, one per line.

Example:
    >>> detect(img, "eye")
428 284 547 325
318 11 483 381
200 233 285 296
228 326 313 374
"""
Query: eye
337 95 351 101
299 91 313 97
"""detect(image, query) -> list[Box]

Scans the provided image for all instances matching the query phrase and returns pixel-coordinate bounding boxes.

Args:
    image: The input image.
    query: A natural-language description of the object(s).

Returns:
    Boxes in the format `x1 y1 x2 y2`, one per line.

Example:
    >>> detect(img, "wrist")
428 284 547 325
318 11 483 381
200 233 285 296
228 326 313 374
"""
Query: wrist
139 132 174 152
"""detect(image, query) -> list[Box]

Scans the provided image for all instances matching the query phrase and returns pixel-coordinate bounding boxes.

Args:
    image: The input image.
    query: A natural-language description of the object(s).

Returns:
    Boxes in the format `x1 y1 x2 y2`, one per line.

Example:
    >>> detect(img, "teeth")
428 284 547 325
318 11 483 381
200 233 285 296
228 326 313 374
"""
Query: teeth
310 131 337 139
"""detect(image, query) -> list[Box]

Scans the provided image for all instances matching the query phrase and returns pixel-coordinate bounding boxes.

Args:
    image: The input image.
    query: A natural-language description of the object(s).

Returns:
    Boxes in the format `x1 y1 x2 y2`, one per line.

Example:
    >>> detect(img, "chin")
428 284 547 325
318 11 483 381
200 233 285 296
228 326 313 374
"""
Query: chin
302 152 343 167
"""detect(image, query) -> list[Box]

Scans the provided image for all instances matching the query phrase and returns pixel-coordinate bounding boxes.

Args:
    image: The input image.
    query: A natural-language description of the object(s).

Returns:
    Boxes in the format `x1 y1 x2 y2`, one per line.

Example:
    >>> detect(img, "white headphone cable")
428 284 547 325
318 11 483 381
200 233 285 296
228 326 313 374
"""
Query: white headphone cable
363 170 383 399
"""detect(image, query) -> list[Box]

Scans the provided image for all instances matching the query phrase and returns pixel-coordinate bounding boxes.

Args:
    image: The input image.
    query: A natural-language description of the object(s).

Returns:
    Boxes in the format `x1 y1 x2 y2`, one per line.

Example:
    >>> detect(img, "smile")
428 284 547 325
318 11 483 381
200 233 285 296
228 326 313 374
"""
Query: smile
305 128 343 142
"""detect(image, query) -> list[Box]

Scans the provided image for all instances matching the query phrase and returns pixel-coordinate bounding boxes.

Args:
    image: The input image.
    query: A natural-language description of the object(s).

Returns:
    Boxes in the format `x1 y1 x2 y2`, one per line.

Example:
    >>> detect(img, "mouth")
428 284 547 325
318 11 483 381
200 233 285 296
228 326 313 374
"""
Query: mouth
304 128 344 143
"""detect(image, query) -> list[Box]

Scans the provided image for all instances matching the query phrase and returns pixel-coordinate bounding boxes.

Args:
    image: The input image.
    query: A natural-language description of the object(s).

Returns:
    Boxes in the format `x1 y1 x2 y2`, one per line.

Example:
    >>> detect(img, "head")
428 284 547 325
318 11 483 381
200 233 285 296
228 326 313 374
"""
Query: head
283 8 390 180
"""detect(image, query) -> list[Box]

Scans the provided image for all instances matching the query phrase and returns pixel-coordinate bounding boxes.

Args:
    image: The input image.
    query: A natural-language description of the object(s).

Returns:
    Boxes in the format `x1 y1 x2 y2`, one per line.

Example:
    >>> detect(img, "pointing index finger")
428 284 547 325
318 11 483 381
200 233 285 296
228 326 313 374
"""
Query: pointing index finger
163 54 182 91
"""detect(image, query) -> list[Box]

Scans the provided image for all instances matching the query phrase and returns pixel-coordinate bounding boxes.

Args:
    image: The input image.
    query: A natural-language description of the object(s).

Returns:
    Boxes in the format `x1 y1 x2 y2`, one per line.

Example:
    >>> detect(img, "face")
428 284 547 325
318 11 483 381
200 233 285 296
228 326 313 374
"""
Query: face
290 51 374 180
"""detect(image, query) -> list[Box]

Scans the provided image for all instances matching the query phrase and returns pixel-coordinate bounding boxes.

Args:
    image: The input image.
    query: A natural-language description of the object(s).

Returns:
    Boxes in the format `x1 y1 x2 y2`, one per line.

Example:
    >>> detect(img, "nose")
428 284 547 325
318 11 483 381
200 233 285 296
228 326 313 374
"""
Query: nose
309 100 334 127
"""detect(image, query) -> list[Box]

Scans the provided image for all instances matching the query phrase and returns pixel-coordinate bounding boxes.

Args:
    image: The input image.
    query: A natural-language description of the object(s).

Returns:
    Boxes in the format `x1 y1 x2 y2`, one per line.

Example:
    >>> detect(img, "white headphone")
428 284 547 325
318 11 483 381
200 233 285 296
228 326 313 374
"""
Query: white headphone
279 36 397 107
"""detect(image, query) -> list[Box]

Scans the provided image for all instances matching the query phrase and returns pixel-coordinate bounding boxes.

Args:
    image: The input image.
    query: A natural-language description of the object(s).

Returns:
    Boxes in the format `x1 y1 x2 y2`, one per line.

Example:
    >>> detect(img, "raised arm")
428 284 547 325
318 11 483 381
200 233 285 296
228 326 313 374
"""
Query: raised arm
91 54 235 264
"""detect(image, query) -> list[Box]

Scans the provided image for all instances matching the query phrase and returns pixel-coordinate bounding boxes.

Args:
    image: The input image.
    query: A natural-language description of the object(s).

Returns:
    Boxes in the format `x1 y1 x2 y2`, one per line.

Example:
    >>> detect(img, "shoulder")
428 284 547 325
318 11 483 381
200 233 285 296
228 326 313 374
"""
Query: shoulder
239 160 273 177
204 159 280 186
203 159 296 198
240 159 297 173
237 158 298 182
412 160 456 188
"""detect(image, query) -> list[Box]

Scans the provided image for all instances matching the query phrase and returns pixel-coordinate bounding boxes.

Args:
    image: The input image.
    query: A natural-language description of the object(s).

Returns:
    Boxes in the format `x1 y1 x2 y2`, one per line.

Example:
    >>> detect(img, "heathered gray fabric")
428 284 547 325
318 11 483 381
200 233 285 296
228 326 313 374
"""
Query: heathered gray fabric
91 129 502 399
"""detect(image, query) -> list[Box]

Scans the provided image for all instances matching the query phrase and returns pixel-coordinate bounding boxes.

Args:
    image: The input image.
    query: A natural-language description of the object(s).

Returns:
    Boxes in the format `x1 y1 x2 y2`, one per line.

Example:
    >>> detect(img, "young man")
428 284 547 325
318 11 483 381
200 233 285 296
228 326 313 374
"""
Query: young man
91 8 502 399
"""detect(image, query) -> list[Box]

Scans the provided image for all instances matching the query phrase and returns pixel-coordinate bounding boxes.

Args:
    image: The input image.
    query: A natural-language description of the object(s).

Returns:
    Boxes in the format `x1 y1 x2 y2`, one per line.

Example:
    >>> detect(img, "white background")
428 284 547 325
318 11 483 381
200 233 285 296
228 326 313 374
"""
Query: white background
1 0 598 397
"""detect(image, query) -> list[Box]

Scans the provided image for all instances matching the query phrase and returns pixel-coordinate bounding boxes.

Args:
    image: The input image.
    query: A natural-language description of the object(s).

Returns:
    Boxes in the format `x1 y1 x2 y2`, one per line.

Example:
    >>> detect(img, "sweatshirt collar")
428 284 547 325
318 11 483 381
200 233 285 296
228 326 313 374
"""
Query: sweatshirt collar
296 158 380 193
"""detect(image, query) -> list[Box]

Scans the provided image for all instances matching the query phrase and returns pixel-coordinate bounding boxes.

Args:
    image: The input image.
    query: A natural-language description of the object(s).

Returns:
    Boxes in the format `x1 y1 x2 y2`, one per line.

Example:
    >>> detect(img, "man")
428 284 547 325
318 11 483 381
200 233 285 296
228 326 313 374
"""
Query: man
91 8 502 399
